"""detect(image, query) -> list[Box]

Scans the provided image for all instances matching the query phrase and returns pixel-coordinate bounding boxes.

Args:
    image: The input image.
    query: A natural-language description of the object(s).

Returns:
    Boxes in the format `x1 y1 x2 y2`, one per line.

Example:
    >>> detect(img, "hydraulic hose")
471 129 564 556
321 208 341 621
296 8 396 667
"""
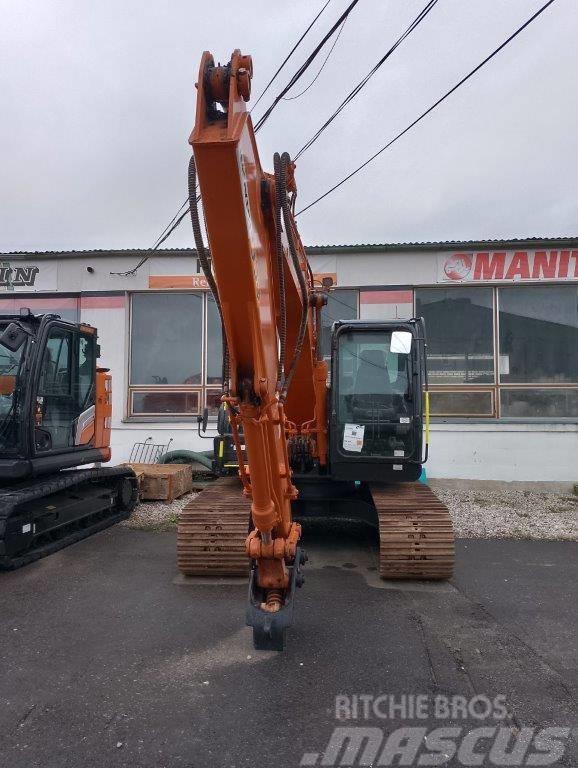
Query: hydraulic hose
273 153 287 391
157 449 213 470
278 152 310 402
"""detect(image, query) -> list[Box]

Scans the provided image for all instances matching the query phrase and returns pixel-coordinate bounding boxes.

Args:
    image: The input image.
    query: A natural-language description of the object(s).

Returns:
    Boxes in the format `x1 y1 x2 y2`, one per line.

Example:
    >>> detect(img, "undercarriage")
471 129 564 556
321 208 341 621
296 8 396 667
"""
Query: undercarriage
0 466 138 570
177 475 455 648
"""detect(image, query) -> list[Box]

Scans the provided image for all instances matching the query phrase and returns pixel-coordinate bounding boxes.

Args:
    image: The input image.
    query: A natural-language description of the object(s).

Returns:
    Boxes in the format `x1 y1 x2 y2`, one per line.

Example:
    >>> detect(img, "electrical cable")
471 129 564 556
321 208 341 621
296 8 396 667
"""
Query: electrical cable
295 0 440 159
282 17 347 101
251 0 332 112
296 0 558 216
254 0 362 133
112 0 336 279
110 195 196 277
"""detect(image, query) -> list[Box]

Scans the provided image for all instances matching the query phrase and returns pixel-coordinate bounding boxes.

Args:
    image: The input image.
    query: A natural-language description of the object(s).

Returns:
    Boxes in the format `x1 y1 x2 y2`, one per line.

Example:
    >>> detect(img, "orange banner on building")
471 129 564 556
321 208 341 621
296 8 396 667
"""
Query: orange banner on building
149 275 210 289
149 273 337 290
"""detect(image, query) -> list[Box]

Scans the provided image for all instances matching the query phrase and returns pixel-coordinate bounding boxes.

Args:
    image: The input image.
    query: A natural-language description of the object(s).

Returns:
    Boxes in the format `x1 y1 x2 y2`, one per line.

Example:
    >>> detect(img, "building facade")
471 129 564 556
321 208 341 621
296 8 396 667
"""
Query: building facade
1 238 577 481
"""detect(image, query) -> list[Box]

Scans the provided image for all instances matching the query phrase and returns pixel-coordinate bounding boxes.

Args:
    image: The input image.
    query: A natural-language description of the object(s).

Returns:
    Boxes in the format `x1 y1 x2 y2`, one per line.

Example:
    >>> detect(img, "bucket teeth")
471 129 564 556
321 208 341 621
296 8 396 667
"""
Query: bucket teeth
371 483 455 580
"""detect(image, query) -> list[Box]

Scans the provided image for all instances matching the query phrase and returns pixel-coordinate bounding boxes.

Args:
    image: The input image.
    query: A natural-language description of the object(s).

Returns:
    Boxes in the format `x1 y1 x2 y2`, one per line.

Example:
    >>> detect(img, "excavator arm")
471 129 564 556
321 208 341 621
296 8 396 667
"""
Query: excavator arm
189 50 327 646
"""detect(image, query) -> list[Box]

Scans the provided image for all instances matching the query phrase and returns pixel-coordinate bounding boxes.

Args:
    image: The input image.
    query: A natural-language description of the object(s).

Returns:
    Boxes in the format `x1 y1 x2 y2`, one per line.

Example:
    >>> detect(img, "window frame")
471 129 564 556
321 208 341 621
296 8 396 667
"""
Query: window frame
496 283 578 388
428 387 496 418
126 290 221 420
125 282 578 423
414 283 578 422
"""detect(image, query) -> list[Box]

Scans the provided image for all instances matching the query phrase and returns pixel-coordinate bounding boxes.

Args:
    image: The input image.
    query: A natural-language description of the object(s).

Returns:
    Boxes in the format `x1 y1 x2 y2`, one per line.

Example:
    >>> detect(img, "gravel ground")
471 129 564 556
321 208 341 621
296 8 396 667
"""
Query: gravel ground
435 485 578 541
121 490 199 531
122 481 578 540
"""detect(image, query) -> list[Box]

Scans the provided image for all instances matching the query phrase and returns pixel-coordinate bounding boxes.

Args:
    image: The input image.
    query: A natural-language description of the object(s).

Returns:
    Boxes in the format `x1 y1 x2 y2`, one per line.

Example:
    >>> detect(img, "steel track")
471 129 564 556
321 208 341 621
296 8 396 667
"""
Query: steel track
177 477 251 576
177 478 454 581
370 483 455 579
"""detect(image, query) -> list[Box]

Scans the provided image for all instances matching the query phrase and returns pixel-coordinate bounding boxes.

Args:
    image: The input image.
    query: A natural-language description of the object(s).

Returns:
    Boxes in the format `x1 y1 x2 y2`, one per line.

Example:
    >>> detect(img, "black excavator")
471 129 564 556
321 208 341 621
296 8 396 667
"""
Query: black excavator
0 309 138 569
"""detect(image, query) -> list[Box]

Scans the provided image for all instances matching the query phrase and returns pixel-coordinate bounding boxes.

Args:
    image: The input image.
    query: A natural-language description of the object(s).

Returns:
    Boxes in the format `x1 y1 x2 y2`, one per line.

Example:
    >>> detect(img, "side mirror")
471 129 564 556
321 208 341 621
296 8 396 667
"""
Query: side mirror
390 330 412 355
0 322 27 352
197 407 209 433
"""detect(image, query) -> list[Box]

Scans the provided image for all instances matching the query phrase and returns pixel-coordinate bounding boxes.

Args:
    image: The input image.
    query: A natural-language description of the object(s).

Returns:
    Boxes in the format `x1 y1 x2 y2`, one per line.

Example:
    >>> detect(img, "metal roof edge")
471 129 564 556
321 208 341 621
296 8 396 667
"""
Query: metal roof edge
304 237 578 254
1 237 577 260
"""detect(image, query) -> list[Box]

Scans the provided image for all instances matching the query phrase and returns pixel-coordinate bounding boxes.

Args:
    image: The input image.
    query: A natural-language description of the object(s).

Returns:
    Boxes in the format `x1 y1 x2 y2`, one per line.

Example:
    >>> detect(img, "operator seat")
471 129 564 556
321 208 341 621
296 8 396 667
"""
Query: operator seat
352 349 392 421
351 348 410 428
354 349 389 395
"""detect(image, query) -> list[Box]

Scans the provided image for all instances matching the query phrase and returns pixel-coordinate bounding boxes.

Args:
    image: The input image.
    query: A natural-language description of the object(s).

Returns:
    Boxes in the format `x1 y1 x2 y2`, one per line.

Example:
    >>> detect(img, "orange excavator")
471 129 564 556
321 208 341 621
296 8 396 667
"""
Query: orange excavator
178 50 454 650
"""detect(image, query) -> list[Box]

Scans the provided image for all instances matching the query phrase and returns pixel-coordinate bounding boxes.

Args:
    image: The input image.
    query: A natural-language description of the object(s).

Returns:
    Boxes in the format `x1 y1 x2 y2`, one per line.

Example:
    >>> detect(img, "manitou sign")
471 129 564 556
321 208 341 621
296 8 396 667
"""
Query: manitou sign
0 265 39 287
0 262 57 292
438 250 578 283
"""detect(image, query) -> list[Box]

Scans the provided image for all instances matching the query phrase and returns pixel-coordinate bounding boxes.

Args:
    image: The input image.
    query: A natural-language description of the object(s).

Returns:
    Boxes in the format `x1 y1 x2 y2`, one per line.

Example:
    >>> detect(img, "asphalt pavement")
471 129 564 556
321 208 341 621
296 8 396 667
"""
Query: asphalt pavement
0 524 576 768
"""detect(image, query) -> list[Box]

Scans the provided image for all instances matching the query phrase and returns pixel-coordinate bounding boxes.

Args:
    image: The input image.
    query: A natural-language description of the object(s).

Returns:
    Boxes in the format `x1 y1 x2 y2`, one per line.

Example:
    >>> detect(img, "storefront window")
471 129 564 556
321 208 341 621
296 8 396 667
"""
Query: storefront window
429 391 494 417
206 294 223 385
500 388 578 418
416 288 494 384
321 290 358 358
417 284 578 419
129 292 217 417
131 390 200 416
130 293 202 386
205 389 223 416
498 286 578 384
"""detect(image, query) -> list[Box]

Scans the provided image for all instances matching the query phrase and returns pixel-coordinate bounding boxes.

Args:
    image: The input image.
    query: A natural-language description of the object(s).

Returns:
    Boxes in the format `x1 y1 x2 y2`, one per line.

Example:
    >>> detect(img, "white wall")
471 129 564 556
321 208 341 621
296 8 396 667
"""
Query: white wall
428 423 578 481
79 301 128 432
101 420 578 482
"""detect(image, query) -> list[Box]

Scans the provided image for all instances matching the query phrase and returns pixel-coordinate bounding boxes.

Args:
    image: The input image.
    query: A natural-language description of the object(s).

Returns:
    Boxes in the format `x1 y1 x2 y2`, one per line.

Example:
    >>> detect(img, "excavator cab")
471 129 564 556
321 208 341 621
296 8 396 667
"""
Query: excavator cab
0 311 111 481
0 311 137 570
329 318 428 482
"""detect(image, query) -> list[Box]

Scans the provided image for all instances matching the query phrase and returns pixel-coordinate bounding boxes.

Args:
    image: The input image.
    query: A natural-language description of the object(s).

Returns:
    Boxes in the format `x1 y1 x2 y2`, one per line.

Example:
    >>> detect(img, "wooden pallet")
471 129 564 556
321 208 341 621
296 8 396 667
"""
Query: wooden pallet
124 463 193 503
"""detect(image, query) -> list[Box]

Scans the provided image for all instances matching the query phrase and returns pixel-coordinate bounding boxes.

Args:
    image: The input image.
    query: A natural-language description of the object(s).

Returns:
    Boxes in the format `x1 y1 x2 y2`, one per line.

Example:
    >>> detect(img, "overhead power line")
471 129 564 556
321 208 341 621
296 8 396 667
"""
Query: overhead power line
296 0 558 217
110 195 196 277
111 3 341 276
283 17 347 101
294 0 441 159
254 0 362 133
251 0 332 112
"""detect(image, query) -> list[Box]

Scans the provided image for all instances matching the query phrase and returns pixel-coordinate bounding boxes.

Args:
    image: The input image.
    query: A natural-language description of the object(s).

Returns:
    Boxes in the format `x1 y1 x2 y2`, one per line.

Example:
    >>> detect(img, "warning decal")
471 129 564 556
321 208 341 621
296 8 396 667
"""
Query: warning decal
343 424 365 453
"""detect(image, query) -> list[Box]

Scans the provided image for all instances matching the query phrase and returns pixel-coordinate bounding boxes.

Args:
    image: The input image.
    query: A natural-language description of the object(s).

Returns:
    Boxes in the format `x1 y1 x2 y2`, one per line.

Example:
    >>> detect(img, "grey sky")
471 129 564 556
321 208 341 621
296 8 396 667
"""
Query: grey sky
1 0 576 252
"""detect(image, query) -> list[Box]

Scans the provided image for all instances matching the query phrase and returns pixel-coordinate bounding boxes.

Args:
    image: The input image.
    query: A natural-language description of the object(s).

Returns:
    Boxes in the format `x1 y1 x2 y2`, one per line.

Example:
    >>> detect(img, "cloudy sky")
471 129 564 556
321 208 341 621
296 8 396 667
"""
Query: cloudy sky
1 0 576 252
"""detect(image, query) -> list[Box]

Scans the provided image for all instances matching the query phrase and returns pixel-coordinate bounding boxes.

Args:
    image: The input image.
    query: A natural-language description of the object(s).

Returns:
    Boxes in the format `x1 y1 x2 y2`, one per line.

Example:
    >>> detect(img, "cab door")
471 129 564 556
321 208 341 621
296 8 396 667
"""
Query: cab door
34 323 96 454
328 320 425 482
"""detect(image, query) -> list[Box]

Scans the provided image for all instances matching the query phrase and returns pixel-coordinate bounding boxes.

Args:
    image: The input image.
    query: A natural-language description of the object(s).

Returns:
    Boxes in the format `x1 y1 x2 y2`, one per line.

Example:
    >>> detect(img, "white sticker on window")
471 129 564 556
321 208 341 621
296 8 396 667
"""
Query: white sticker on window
394 450 405 457
343 424 365 453
400 417 410 424
22 523 31 534
393 464 403 471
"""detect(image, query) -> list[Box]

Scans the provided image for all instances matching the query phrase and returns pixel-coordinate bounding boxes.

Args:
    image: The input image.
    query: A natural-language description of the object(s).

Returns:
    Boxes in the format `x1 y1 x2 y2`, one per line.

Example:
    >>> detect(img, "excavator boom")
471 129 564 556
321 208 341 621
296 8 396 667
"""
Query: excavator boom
178 50 454 650
186 50 328 645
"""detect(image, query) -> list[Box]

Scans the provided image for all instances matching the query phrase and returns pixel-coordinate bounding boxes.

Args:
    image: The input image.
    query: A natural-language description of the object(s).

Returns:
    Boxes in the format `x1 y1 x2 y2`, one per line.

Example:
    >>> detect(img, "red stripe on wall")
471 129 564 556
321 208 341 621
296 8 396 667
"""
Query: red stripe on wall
360 290 413 304
80 295 126 309
0 297 78 309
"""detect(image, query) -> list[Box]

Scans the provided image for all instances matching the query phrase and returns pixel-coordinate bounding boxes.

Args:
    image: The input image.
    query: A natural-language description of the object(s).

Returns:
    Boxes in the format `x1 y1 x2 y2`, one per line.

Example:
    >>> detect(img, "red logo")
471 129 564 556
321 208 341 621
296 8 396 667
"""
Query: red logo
444 253 472 281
